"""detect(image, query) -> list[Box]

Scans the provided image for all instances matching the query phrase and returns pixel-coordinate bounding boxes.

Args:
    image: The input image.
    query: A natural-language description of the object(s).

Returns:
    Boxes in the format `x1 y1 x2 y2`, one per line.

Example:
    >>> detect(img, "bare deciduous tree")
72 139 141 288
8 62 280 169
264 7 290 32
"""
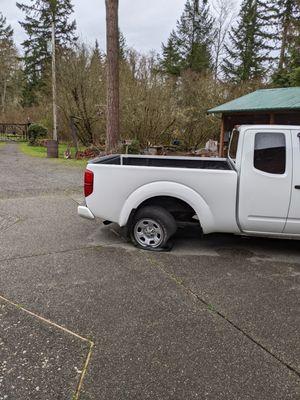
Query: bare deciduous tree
57 45 106 146
211 0 235 79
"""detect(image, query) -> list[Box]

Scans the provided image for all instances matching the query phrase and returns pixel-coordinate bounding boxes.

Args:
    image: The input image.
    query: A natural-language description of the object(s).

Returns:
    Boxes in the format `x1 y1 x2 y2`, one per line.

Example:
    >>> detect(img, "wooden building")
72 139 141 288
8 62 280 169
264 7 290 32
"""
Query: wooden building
207 87 300 156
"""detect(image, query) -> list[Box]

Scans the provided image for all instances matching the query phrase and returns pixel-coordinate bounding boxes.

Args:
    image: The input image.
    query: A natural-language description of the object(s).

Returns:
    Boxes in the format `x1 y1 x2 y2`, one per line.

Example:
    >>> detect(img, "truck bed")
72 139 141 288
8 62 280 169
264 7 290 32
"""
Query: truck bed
91 154 233 170
86 153 238 234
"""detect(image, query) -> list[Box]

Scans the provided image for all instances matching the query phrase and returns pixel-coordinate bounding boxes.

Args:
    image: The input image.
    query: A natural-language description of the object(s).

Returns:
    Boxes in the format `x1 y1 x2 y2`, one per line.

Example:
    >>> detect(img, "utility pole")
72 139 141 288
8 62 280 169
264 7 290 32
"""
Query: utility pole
47 15 58 157
52 19 58 142
105 0 120 152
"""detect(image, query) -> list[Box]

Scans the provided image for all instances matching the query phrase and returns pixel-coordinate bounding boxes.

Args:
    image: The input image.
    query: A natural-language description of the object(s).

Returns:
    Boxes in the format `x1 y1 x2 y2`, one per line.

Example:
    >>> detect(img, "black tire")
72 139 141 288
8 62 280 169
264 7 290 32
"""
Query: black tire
130 206 177 250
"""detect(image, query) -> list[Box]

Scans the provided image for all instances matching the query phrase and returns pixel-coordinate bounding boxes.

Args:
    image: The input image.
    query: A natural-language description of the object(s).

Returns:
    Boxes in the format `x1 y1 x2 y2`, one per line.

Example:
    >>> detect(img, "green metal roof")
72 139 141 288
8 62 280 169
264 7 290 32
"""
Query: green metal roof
208 87 300 114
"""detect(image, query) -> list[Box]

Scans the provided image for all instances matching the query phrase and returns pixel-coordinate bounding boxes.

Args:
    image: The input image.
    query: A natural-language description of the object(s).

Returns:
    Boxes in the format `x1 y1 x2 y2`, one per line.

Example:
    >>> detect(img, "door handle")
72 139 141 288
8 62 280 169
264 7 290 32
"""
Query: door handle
295 185 300 189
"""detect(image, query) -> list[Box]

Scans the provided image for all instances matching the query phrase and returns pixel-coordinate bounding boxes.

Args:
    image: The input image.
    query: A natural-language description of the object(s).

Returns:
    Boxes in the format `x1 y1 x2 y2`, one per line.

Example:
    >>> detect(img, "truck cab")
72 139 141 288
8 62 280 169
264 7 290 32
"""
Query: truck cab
229 125 300 237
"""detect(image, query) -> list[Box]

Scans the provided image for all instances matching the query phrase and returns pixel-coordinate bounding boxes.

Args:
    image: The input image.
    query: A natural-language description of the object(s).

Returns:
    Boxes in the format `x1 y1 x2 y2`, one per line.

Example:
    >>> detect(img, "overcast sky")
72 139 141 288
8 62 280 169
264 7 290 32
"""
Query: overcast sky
1 0 195 53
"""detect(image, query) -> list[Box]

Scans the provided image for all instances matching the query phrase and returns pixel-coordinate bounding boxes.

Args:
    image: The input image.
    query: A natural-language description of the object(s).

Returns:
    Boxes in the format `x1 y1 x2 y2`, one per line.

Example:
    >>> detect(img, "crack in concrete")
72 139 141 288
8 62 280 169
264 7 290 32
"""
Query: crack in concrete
0 294 94 400
146 254 300 379
0 213 22 233
73 341 94 400
0 245 100 264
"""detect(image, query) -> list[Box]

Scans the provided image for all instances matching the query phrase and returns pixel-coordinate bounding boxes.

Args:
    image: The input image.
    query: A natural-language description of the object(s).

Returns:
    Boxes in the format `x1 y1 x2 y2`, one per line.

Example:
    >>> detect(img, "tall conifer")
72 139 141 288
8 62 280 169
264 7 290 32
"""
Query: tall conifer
271 0 300 85
0 13 20 113
17 0 77 105
161 0 214 75
222 0 273 82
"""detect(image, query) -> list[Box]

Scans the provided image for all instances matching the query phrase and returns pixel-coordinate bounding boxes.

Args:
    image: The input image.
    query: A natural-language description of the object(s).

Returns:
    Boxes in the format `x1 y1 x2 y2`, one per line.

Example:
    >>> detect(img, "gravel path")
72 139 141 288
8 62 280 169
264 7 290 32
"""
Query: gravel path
0 143 84 199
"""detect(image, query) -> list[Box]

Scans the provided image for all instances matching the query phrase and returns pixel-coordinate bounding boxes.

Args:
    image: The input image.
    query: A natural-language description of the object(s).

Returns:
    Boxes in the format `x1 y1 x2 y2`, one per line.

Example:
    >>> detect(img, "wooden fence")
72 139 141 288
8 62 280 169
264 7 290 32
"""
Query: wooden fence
0 123 30 141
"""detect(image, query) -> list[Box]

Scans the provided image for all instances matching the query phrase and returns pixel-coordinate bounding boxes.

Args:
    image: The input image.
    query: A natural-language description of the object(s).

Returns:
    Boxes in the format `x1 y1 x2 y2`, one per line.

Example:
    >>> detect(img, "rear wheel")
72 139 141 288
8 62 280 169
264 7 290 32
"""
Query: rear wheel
130 206 177 250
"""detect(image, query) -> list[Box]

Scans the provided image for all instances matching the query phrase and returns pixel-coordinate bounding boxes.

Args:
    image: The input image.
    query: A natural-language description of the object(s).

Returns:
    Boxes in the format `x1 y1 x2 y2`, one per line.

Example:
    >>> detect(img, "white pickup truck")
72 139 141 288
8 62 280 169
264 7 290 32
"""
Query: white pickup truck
78 125 300 250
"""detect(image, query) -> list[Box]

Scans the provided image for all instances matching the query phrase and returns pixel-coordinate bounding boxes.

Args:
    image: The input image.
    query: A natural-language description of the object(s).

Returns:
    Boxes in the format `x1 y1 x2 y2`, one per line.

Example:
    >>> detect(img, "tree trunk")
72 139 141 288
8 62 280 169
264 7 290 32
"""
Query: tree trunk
105 0 120 152
2 80 7 114
278 0 293 72
279 15 289 70
69 116 79 155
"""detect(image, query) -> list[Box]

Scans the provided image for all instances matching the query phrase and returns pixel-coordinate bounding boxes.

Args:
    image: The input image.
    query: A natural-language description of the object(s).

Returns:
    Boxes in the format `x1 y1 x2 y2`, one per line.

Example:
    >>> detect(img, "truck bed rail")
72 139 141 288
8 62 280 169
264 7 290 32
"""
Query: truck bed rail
90 155 233 170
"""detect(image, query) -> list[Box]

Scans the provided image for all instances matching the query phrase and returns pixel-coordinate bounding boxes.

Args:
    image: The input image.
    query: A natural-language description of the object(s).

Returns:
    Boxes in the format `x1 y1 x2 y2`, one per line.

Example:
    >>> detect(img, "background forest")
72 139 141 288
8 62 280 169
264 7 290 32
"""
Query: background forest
0 0 300 150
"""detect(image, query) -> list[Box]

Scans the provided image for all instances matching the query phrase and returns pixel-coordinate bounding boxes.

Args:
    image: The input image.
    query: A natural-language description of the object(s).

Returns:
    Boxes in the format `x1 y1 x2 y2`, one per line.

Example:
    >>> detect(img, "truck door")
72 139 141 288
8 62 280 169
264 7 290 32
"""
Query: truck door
238 129 292 233
284 130 300 234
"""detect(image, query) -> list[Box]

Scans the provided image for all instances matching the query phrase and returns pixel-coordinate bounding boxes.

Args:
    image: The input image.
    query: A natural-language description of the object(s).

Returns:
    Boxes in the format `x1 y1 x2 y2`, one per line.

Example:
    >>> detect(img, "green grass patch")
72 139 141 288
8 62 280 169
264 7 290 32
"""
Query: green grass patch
0 141 7 148
19 142 88 168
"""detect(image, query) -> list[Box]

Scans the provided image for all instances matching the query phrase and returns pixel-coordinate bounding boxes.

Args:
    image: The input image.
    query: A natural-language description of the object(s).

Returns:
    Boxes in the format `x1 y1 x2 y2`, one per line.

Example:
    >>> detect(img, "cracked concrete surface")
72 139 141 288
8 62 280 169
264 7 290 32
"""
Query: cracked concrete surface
0 143 299 399
0 299 90 400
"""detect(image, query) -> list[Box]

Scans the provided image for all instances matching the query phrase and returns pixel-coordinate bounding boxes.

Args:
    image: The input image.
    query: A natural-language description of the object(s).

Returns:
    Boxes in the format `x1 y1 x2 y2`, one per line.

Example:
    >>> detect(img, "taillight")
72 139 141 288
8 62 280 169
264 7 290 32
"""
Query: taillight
84 169 94 197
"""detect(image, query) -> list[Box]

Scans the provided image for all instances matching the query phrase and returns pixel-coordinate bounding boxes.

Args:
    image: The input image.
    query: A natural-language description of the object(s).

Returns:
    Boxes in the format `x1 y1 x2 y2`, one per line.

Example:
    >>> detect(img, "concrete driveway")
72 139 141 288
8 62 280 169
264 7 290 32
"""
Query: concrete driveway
0 143 299 399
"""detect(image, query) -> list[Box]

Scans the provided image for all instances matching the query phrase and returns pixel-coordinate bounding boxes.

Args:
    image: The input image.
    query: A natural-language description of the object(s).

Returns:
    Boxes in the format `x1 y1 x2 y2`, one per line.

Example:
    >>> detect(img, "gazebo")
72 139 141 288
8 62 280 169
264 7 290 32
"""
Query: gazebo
207 87 300 156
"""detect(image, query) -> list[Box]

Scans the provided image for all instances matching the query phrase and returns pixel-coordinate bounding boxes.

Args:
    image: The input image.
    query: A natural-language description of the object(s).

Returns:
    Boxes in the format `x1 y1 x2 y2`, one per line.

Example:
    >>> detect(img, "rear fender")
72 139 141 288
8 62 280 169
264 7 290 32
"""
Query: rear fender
118 181 215 233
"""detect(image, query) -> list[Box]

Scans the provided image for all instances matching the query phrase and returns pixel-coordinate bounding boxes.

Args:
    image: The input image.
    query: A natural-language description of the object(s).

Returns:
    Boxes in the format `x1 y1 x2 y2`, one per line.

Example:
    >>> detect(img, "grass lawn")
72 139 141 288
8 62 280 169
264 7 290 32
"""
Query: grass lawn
0 141 6 148
19 142 88 167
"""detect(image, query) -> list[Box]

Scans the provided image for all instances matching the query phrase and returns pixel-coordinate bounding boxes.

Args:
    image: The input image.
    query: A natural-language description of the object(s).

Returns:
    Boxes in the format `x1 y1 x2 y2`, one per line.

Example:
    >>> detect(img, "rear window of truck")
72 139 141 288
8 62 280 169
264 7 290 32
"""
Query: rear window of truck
229 129 239 161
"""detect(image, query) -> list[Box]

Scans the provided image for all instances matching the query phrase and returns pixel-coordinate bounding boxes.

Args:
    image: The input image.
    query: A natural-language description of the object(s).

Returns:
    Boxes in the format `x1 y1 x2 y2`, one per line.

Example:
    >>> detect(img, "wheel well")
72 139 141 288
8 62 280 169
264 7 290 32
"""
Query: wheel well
135 196 198 223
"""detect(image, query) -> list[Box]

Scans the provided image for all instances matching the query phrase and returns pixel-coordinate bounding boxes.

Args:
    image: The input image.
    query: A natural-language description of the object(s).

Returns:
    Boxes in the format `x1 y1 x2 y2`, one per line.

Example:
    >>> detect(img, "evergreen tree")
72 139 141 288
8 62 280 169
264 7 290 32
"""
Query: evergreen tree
17 0 77 105
271 0 300 86
161 0 214 76
91 39 102 64
119 31 127 60
90 39 104 85
0 13 13 43
222 0 274 82
277 0 300 70
161 32 182 76
0 13 21 113
290 10 300 85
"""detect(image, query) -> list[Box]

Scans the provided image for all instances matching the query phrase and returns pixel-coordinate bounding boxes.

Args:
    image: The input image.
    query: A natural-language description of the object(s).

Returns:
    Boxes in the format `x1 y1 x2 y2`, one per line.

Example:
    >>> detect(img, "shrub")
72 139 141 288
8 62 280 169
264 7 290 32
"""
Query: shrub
124 139 141 154
28 123 48 145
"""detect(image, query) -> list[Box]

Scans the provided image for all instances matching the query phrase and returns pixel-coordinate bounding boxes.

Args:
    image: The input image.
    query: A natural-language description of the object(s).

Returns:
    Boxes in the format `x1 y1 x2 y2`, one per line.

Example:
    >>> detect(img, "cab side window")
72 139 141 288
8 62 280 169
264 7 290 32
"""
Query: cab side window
229 130 239 161
254 132 286 174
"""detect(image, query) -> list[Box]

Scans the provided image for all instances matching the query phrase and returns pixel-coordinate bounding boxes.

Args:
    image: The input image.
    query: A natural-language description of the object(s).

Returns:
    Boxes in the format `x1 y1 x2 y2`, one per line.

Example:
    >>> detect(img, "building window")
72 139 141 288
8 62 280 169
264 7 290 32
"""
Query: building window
254 132 286 174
